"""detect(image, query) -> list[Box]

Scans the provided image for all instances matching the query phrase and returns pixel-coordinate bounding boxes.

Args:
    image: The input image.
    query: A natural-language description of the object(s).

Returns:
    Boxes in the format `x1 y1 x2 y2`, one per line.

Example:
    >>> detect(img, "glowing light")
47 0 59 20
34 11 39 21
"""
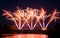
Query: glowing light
2 34 48 38
2 7 60 30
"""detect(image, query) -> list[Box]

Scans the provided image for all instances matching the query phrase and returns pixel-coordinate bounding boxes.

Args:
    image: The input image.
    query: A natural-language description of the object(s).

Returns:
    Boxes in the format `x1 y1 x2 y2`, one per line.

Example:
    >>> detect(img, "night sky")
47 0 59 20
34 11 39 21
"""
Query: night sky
0 0 60 37
0 0 60 10
0 0 60 38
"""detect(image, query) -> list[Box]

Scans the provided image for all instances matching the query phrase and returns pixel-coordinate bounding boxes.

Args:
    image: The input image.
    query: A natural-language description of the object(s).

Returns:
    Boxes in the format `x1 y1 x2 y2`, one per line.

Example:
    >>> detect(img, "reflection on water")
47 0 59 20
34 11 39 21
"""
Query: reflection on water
2 34 48 38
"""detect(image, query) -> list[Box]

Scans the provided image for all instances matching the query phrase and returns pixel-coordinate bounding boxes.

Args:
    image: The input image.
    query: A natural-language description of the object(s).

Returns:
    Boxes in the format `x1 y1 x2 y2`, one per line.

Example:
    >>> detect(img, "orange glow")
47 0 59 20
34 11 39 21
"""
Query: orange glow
3 34 48 38
41 28 47 30
2 7 60 30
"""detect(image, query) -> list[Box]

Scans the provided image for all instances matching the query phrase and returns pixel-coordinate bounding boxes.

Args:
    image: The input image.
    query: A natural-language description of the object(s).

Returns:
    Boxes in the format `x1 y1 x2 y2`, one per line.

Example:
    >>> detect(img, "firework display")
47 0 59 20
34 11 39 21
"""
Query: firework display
2 7 60 30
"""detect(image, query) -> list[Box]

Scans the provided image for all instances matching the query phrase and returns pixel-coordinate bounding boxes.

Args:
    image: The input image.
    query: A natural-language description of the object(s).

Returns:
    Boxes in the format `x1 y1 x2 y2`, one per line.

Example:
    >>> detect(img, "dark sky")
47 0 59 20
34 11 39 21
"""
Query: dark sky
0 0 60 10
0 0 60 30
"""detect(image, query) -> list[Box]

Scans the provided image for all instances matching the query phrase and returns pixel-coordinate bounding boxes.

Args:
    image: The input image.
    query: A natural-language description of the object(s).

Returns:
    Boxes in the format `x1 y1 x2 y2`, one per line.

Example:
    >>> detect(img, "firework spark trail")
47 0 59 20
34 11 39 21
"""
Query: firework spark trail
25 8 38 30
45 9 60 28
27 8 35 30
2 10 19 29
29 8 37 30
39 8 46 29
2 7 60 30
13 8 25 30
13 10 22 30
